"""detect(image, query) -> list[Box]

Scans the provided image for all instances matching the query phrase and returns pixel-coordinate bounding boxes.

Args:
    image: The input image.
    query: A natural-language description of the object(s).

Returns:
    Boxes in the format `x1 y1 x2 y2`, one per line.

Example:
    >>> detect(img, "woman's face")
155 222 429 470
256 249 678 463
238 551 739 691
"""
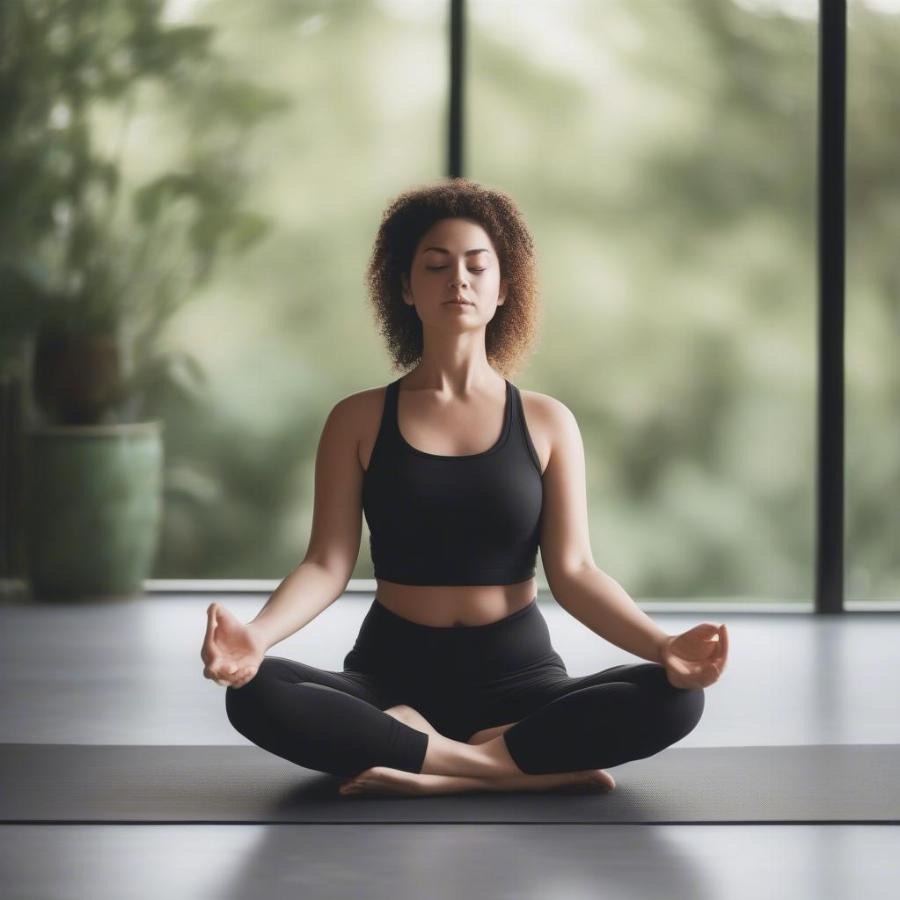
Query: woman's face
401 217 506 326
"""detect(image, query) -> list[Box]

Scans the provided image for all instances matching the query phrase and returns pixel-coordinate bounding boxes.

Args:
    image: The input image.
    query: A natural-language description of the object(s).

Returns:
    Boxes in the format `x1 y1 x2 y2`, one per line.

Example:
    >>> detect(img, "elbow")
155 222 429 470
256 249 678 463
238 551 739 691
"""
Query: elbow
546 560 602 599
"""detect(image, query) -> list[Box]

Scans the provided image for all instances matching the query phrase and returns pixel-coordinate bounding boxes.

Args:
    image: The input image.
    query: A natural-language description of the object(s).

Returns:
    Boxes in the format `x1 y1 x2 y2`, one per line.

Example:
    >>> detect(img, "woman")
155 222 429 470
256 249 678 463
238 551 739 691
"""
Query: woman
201 178 728 798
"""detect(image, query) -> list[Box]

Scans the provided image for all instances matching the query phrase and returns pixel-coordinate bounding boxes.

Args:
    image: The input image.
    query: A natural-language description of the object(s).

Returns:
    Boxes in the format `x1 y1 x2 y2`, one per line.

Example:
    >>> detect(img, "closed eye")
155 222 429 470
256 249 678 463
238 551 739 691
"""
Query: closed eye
426 266 486 272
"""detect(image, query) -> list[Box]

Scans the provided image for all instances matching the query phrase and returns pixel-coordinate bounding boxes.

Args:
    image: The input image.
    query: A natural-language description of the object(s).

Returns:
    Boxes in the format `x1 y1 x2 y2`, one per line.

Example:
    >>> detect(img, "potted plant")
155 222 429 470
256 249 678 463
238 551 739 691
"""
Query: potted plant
21 192 254 603
1 1 287 601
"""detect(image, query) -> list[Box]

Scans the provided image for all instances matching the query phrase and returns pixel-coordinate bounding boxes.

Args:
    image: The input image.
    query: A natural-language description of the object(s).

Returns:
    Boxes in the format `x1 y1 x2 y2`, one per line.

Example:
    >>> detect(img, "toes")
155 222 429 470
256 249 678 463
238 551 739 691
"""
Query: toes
347 767 378 786
591 769 615 790
339 767 388 796
568 769 614 792
339 770 371 795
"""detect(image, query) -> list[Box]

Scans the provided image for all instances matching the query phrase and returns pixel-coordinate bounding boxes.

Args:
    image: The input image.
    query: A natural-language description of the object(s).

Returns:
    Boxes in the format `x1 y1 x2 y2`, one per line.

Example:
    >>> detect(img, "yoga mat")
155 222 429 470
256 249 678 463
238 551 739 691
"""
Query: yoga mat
1 743 897 824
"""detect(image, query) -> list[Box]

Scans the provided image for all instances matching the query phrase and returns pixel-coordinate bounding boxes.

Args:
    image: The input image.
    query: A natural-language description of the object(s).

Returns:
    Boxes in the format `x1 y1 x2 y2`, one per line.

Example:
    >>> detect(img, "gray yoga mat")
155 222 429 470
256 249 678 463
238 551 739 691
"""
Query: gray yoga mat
1 743 897 824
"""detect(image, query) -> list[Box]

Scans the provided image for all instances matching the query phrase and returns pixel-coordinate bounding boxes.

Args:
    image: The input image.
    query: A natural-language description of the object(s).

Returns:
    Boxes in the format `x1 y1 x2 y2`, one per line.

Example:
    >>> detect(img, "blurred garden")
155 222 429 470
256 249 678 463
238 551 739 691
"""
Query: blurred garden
2 0 896 601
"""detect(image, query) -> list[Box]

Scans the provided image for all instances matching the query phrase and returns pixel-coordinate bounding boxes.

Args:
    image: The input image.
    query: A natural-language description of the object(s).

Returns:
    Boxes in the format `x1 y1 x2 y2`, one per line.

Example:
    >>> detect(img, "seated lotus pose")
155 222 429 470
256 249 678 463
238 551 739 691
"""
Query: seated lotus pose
201 178 728 798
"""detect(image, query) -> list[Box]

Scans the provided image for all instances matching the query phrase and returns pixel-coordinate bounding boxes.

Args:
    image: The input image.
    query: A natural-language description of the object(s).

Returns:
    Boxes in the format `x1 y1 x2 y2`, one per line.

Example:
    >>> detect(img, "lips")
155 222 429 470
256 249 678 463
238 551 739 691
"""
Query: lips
445 298 473 305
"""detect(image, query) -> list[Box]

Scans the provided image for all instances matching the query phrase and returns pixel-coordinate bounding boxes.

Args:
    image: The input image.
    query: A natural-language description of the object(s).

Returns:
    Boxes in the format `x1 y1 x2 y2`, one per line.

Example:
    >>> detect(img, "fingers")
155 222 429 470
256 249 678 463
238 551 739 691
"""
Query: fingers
227 667 255 688
668 657 691 676
201 603 219 662
702 645 726 684
201 602 250 687
204 662 243 687
670 656 721 689
713 624 728 665
204 652 257 688
203 663 225 686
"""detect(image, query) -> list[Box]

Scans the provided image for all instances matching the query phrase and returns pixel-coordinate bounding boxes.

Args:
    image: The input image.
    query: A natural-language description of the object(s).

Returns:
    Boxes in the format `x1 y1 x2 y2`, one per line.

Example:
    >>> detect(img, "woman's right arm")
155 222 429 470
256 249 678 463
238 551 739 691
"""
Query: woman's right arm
247 560 349 650
202 561 347 688
246 392 366 650
202 394 365 685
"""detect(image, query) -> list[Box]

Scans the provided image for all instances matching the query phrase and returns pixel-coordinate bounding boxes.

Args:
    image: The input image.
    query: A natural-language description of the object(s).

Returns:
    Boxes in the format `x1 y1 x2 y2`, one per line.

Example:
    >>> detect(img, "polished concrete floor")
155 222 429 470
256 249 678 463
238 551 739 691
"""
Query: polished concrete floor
1 590 898 900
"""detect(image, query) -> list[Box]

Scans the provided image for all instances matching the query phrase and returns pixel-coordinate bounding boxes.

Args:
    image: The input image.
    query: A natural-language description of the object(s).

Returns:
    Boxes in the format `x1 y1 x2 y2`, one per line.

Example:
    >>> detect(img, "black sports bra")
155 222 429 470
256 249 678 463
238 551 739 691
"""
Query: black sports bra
362 377 544 586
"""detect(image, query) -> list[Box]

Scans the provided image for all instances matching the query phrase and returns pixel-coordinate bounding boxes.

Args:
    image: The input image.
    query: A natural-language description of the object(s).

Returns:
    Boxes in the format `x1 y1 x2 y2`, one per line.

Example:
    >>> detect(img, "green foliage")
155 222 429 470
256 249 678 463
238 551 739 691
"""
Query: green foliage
0 0 291 419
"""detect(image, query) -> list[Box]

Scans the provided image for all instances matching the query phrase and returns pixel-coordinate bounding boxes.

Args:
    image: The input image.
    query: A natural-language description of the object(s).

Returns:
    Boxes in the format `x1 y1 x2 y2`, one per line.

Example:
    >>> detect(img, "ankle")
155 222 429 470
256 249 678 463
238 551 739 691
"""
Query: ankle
419 731 511 778
480 733 525 777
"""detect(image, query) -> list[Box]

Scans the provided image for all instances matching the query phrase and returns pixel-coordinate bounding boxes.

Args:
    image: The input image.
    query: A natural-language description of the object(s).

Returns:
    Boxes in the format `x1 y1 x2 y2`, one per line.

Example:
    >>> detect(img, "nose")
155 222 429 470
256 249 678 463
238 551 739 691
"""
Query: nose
449 262 469 289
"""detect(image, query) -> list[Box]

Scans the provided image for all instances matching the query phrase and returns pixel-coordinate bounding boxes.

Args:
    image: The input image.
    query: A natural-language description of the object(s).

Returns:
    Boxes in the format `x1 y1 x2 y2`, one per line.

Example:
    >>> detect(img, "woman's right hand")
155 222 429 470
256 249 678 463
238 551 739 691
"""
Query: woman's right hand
201 602 266 689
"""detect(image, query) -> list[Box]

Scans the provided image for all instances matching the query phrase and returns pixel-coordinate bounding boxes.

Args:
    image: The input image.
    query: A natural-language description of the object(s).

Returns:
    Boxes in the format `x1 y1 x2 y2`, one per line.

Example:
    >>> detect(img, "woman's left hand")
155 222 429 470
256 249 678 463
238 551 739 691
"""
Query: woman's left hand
659 623 728 689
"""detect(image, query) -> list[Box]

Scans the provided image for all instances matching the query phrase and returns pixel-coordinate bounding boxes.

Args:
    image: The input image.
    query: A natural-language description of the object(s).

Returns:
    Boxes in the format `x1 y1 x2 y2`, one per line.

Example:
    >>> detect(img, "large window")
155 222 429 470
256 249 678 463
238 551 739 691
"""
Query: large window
31 0 890 606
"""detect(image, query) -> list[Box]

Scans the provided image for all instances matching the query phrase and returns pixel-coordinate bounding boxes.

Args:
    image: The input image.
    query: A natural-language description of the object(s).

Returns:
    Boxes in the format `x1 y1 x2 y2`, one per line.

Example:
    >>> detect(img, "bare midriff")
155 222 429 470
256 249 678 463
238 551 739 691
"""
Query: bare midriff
373 578 538 627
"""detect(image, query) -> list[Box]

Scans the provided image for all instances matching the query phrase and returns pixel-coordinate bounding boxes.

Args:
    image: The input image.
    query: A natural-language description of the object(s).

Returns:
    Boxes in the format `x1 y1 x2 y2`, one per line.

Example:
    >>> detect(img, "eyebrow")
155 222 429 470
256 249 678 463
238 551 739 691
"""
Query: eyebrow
422 246 490 256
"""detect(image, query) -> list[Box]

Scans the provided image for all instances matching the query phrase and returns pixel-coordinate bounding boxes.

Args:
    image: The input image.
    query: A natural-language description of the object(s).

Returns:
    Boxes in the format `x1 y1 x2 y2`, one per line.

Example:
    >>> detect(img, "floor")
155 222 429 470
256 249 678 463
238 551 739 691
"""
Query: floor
1 590 898 900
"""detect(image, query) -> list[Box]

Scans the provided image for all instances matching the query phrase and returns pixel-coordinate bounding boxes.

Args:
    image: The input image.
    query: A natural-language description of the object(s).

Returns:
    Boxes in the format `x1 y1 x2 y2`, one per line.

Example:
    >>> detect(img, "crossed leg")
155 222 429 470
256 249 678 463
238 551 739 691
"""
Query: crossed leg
338 705 616 797
339 661 705 797
226 656 693 795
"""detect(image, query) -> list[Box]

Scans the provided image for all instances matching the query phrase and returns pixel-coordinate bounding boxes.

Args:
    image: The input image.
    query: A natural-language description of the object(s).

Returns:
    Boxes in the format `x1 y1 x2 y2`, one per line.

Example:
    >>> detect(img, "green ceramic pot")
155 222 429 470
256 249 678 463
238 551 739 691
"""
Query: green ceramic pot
25 421 164 601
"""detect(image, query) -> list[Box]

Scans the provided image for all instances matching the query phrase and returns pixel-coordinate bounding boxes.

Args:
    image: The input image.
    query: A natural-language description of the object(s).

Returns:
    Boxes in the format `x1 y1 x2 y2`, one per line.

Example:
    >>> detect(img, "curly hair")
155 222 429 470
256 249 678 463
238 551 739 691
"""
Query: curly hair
365 177 541 380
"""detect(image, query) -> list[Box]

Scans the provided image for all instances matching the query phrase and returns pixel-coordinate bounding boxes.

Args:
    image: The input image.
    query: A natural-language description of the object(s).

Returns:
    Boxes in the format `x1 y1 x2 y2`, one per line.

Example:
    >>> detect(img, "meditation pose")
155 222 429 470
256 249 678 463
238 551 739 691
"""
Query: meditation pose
201 178 728 797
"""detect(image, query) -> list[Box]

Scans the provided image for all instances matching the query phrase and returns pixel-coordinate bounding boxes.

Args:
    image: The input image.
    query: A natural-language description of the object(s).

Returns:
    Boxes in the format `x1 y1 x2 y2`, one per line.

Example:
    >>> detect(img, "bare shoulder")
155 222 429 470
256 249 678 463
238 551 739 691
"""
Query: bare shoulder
520 389 576 429
328 384 390 417
519 389 576 474
333 385 389 472
519 389 571 417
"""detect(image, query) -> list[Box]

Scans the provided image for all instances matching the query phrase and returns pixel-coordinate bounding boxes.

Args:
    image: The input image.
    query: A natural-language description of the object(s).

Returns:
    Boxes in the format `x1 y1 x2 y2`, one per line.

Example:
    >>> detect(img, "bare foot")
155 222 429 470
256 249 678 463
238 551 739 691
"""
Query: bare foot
339 766 456 797
496 767 616 795
370 706 616 795
338 766 615 797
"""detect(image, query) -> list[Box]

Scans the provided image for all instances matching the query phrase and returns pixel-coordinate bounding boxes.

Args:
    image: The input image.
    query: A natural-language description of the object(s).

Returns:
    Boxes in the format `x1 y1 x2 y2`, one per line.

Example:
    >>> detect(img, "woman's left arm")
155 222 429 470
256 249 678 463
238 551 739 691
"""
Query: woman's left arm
537 394 728 690
552 566 729 689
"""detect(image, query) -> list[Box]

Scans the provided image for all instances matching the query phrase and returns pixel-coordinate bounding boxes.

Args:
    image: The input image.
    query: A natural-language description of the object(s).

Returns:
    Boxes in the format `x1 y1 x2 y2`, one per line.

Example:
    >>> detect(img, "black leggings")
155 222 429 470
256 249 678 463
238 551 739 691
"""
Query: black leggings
225 596 705 778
